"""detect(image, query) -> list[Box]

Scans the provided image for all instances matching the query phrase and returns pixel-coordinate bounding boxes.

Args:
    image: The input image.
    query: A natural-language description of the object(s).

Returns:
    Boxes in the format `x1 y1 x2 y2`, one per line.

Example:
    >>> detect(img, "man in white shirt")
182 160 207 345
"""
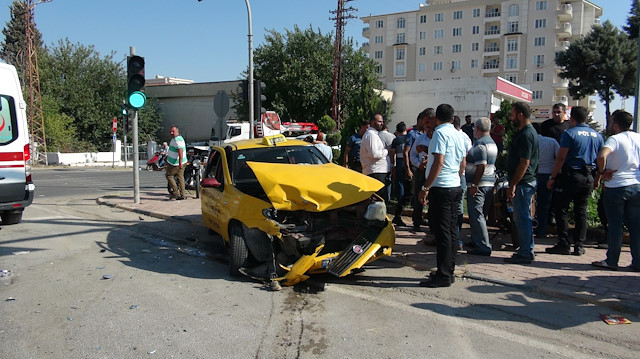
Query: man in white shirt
378 123 396 201
360 114 389 198
592 110 640 271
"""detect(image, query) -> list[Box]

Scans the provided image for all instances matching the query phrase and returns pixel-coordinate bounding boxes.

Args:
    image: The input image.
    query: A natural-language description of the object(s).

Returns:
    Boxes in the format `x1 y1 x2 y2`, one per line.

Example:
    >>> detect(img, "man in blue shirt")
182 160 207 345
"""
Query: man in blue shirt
417 104 466 287
546 106 604 256
343 122 368 172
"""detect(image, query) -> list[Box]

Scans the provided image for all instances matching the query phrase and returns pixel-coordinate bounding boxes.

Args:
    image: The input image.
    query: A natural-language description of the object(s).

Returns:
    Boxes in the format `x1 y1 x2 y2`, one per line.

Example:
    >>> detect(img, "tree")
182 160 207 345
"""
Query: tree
556 21 637 128
624 0 640 39
0 0 44 82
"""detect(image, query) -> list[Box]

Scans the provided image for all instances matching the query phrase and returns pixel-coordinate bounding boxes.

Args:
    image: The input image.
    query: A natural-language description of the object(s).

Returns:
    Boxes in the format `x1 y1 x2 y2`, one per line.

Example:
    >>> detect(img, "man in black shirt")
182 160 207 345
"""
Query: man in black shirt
461 115 474 140
540 103 570 143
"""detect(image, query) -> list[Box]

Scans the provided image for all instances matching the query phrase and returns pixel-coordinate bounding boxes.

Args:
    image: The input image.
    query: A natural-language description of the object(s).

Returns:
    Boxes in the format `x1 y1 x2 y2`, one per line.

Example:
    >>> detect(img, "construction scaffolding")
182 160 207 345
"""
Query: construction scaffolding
330 0 356 129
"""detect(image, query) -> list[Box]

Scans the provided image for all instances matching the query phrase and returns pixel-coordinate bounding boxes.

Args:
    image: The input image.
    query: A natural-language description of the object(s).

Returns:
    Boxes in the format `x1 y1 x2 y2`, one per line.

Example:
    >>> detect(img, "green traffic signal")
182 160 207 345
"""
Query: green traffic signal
127 55 146 109
128 91 146 109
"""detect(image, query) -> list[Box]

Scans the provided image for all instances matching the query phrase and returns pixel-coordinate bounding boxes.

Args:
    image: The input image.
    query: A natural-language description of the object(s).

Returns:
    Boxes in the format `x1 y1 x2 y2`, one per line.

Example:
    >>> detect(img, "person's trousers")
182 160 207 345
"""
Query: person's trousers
467 186 493 254
394 163 412 216
513 182 536 259
368 172 388 199
166 164 185 197
603 184 640 270
429 186 463 282
554 170 593 250
412 165 425 227
457 176 466 246
535 173 553 236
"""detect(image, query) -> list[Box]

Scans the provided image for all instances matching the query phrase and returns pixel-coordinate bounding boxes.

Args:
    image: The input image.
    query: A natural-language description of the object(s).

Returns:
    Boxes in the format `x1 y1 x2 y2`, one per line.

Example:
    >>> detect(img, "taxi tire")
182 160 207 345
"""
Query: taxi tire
1 211 22 225
230 224 249 276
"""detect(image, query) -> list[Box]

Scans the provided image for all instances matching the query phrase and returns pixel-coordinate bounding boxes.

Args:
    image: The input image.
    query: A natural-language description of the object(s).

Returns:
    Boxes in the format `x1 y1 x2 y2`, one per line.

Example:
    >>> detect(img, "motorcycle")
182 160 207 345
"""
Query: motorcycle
487 170 519 250
167 146 208 199
146 152 166 171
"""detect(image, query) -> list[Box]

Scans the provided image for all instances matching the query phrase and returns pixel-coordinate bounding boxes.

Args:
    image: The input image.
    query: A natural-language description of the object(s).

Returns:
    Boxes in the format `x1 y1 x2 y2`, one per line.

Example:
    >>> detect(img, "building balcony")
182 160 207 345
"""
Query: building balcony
554 95 569 104
484 45 500 53
484 29 501 39
482 61 500 74
362 26 370 37
485 10 501 18
362 42 369 49
557 3 573 22
556 22 572 38
555 40 570 51
553 78 569 89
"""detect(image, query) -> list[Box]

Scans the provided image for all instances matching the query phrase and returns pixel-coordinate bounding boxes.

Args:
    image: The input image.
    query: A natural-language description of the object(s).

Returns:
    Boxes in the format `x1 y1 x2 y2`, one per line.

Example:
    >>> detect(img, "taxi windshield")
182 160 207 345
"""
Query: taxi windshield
232 145 328 182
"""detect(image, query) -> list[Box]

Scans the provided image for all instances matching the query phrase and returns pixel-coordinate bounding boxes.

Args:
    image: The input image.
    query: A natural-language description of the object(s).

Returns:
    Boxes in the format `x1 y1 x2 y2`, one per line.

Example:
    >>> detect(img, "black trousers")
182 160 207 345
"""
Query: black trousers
554 169 593 249
412 165 425 226
429 186 463 282
368 172 388 199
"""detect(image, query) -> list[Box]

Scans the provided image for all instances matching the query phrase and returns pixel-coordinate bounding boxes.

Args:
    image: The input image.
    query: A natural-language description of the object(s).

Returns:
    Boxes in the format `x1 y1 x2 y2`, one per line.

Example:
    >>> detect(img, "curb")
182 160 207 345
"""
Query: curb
96 197 206 227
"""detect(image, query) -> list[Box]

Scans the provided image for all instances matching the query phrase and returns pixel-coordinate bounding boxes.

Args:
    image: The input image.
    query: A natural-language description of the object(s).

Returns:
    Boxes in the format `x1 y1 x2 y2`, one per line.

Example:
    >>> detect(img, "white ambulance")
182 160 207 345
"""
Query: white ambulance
0 63 34 224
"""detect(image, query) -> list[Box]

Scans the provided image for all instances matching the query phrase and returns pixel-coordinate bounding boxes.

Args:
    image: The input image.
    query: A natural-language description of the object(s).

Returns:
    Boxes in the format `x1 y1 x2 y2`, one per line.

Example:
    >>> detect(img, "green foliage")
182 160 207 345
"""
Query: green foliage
556 21 637 127
624 0 640 39
492 100 512 170
326 132 341 147
42 95 78 152
317 115 336 133
0 0 44 82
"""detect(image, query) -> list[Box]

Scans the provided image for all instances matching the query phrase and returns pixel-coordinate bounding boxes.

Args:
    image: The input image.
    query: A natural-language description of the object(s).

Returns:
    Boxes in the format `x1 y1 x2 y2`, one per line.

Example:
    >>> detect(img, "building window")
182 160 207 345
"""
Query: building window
508 4 519 17
536 1 548 10
453 27 462 36
507 38 518 52
533 90 543 100
397 17 406 29
452 44 462 53
471 42 479 51
505 73 517 83
419 31 427 40
534 37 546 46
506 55 518 69
374 50 383 59
418 63 426 72
395 63 405 77
534 54 545 66
434 29 444 38
452 60 462 70
435 13 444 22
471 59 479 68
434 45 443 54
375 20 384 28
535 19 547 28
396 33 405 43
395 48 406 60
472 26 479 34
534 73 544 82
374 35 383 43
433 62 443 71
420 15 427 23
508 21 519 33
419 47 426 56
453 10 463 20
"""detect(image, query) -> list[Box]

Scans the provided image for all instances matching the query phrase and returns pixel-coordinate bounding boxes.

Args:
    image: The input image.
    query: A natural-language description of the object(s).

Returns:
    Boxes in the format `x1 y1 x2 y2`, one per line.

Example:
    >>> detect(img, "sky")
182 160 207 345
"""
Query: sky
0 0 634 122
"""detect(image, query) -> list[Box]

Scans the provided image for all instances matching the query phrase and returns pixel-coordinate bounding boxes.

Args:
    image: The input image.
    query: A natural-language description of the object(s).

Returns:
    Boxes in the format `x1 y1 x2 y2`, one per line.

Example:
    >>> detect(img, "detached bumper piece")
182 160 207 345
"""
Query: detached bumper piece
326 227 379 277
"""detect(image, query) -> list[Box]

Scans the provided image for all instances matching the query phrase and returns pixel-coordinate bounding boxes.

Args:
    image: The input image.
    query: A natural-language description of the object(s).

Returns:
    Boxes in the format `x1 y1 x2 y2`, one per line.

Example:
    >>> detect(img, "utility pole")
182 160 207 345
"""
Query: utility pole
24 0 51 165
130 46 140 204
329 0 356 129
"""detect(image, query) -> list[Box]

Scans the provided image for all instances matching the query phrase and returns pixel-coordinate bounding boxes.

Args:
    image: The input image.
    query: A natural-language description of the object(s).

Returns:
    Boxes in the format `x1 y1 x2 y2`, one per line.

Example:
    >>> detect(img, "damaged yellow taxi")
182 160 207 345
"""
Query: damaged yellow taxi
200 134 395 286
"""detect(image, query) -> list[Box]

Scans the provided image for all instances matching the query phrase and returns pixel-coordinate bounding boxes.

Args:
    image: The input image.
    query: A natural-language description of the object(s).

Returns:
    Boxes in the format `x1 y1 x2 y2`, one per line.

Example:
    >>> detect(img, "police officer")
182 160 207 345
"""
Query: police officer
545 106 603 256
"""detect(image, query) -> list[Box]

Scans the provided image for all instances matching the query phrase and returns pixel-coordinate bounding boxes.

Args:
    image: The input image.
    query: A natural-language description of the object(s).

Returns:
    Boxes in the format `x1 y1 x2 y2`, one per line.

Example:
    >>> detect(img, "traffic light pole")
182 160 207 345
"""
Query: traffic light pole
245 0 255 139
130 46 140 204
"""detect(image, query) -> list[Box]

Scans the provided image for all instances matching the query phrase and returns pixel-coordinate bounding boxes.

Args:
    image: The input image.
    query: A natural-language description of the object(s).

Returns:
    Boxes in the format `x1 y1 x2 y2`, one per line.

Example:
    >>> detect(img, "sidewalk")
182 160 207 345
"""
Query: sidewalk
97 189 640 315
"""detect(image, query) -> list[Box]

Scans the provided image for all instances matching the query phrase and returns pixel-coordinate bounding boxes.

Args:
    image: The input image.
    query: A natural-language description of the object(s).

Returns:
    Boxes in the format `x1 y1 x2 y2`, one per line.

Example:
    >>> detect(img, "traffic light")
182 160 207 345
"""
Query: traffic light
239 80 248 101
127 55 146 109
121 103 127 116
253 79 266 122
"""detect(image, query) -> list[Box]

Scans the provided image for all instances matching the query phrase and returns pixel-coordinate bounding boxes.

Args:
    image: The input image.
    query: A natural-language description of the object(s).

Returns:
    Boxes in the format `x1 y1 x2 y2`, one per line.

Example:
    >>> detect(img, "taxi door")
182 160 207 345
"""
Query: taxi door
201 149 229 237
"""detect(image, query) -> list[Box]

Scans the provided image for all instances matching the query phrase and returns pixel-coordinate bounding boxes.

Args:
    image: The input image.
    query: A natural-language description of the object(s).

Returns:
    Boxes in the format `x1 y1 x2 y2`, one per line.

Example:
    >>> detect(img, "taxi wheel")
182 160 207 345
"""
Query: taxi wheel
229 224 249 276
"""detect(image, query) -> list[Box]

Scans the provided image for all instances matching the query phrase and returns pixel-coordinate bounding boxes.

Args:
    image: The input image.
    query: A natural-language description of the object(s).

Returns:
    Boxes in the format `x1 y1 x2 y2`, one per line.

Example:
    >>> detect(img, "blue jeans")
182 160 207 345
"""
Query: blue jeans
535 173 553 236
467 186 493 253
603 184 640 270
513 182 536 259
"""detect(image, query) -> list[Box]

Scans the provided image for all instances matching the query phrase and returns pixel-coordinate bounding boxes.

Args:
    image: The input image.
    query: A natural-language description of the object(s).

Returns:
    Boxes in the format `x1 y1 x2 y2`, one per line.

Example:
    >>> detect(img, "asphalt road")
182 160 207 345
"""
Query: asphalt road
1 168 639 358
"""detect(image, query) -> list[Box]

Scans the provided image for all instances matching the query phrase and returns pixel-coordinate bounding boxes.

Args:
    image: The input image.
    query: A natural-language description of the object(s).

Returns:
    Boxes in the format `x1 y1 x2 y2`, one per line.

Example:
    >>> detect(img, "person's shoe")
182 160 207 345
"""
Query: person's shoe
467 249 491 257
412 225 421 232
591 260 619 271
427 272 455 283
572 247 586 256
419 277 451 288
168 195 178 201
176 196 185 200
597 243 609 249
392 217 407 226
504 254 532 264
465 241 477 249
545 245 571 255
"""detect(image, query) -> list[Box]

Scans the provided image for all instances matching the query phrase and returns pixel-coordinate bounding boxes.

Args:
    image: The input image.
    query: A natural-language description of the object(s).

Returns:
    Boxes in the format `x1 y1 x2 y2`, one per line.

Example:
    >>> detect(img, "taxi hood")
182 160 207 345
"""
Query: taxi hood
246 162 384 212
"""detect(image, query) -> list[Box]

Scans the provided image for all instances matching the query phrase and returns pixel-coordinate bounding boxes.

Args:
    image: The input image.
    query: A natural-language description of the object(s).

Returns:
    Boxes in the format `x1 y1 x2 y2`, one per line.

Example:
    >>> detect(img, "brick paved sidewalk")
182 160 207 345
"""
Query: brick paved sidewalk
98 190 640 315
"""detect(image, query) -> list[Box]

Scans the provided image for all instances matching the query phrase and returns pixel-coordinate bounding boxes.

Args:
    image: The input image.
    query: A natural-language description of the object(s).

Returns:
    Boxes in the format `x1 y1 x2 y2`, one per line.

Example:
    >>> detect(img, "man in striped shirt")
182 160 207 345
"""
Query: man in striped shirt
166 126 187 200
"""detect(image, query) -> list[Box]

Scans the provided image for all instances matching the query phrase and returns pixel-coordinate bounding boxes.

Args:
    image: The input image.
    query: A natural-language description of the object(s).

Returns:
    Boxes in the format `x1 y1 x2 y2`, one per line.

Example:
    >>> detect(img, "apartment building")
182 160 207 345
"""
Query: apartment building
361 0 602 117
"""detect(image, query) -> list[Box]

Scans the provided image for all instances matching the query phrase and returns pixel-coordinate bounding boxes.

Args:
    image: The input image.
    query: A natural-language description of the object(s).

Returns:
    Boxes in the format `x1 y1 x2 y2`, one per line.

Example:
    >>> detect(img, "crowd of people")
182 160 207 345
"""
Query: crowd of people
344 103 640 287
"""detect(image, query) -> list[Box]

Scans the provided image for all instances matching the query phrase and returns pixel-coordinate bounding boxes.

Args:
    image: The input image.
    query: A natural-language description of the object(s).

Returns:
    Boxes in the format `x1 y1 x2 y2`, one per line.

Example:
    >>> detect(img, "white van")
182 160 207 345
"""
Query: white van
0 63 34 224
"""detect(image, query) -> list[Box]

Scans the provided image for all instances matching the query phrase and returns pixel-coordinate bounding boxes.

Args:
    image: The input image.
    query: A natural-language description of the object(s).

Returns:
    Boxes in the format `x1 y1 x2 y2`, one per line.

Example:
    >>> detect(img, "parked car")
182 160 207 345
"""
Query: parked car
0 63 34 225
200 134 395 286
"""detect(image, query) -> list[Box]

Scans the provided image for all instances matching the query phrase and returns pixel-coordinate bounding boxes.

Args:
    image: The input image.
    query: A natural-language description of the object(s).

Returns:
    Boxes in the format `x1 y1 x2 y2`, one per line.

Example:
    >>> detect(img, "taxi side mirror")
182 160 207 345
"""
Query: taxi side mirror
201 178 221 188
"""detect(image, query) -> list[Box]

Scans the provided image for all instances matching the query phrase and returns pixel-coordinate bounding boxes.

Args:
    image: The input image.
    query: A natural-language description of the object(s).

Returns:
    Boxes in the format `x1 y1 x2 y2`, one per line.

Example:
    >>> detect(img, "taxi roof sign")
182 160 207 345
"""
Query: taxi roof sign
262 134 287 146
